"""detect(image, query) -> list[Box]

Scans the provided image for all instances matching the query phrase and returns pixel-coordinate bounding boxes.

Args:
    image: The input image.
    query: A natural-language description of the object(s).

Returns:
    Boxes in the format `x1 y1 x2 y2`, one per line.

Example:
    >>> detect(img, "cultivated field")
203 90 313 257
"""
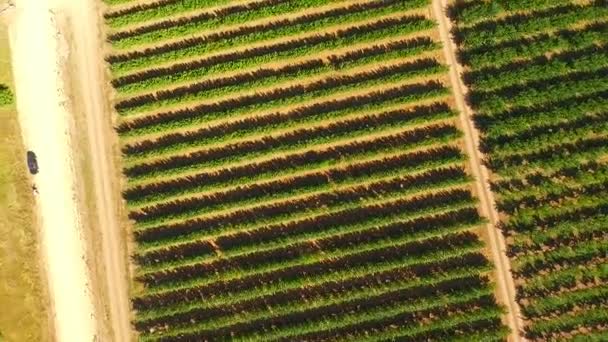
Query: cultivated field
448 0 608 340
102 0 510 340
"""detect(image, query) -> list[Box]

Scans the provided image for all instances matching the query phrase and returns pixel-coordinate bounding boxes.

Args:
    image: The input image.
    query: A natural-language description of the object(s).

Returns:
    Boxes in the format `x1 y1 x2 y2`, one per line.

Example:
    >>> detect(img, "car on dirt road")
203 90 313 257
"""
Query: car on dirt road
26 150 38 174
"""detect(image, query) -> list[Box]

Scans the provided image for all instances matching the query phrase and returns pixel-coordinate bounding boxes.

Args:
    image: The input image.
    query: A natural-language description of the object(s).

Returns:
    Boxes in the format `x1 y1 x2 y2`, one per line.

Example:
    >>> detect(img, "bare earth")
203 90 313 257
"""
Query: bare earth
56 0 133 340
9 0 131 341
431 0 525 341
8 0 98 341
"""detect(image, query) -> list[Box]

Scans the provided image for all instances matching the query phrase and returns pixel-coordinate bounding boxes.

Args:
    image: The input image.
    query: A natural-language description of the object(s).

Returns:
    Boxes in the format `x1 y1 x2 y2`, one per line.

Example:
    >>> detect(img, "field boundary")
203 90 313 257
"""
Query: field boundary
431 0 525 340
64 0 133 340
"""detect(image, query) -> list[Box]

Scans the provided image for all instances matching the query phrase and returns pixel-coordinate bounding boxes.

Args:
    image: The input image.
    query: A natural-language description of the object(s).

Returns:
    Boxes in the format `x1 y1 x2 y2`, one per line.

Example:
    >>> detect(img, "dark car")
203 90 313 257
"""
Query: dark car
26 151 38 174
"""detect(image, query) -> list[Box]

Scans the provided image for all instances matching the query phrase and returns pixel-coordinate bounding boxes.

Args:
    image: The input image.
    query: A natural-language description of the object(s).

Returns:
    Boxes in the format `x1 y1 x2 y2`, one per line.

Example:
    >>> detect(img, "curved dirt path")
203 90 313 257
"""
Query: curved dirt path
8 0 98 341
431 0 525 341
54 0 133 340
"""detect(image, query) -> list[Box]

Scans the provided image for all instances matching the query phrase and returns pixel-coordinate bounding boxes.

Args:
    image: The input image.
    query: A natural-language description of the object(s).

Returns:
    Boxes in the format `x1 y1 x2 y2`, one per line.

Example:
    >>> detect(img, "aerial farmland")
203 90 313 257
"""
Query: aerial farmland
448 0 608 339
0 0 605 341
102 0 513 340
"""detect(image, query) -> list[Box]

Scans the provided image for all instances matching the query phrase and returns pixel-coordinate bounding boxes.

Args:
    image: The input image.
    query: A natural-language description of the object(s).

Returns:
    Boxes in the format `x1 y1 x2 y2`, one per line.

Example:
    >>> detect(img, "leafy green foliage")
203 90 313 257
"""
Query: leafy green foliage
0 84 12 106
102 0 507 340
449 0 608 339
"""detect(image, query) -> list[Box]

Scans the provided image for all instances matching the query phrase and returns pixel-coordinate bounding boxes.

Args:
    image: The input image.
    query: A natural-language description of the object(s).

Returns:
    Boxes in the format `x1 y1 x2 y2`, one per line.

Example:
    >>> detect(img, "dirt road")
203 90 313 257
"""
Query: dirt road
9 0 131 340
7 1 98 341
53 0 133 340
431 0 525 340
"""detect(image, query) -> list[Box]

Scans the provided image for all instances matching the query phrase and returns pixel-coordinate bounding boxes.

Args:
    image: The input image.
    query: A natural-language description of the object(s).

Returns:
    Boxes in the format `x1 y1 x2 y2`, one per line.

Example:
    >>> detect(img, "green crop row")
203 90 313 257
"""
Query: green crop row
103 0 508 339
162 266 489 323
138 213 482 294
454 3 608 49
110 0 428 74
504 192 608 248
142 270 491 339
488 115 608 158
137 261 488 328
133 151 469 232
570 330 608 342
498 165 608 215
138 214 478 293
512 214 608 252
135 198 473 275
121 89 446 165
122 121 453 192
103 0 139 6
476 91 608 138
117 39 439 116
449 0 608 338
124 135 456 204
495 134 608 176
359 306 505 342
526 306 608 339
118 65 445 145
523 284 608 318
469 68 608 115
448 0 574 26
122 88 451 184
464 45 608 90
519 262 608 298
133 161 469 230
136 209 482 294
135 230 483 301
106 0 235 28
113 16 436 93
110 0 337 47
145 284 495 341
514 238 608 276
120 58 444 117
124 110 456 206
459 21 608 68
119 76 445 142
129 148 462 246
136 183 472 253
135 245 485 319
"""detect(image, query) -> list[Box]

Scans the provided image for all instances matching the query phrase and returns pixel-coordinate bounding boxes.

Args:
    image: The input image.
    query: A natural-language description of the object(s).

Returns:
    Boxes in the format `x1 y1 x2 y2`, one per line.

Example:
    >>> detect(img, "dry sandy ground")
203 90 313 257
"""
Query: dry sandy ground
57 0 133 340
8 0 132 340
7 0 99 341
431 0 525 340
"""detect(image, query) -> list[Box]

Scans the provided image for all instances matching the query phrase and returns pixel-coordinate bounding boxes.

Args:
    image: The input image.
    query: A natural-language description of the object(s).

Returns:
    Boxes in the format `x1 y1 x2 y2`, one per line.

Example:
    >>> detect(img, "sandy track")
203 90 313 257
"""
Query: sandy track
9 0 131 340
431 0 525 341
8 0 98 341
53 0 133 340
